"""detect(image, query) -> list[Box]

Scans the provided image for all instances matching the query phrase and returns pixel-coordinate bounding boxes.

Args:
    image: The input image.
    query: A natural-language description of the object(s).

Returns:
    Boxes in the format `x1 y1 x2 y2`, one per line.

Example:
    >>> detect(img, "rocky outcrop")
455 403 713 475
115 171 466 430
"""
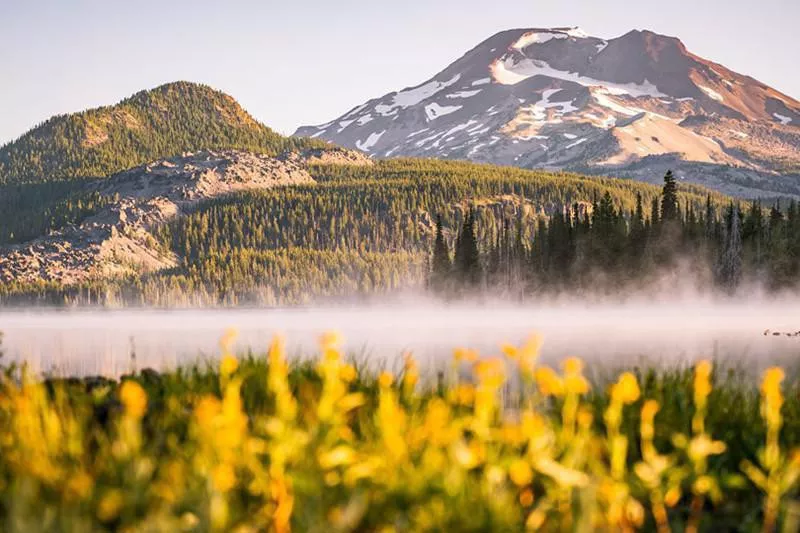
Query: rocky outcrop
0 148 363 285
300 147 374 167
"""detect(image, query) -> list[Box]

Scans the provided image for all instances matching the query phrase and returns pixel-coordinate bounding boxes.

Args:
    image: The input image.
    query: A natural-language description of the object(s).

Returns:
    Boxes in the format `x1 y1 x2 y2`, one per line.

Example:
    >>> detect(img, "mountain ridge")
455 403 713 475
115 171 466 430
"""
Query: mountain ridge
0 81 325 184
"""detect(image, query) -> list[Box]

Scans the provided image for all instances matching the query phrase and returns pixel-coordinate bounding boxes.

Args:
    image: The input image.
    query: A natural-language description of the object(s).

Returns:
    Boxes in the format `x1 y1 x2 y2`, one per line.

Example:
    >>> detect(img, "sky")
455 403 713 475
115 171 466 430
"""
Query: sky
1 0 798 144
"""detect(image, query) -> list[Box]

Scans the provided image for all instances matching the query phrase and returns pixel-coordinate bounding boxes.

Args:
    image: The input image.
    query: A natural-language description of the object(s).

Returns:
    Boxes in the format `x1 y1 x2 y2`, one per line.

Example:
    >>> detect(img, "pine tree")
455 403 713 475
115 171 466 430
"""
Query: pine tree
650 196 660 230
661 170 679 222
430 214 452 292
454 208 482 288
704 194 716 239
717 203 743 291
629 192 647 266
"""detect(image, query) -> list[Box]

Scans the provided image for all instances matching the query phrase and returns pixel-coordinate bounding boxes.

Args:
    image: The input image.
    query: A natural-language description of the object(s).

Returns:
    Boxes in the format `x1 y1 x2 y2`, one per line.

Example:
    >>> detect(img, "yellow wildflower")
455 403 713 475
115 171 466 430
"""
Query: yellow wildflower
562 357 590 395
452 440 484 469
403 353 420 391
694 360 713 405
181 513 200 529
473 357 505 388
338 392 366 412
641 399 660 422
378 371 394 388
534 366 564 397
339 364 358 383
563 356 584 376
625 499 646 527
453 347 479 363
97 489 124 522
324 471 341 486
509 459 534 487
501 343 519 360
451 383 475 406
664 486 681 507
318 445 356 469
761 367 785 422
194 395 221 428
65 471 93 500
119 380 147 419
486 465 506 485
611 372 641 404
220 355 239 377
688 434 727 461
212 463 237 493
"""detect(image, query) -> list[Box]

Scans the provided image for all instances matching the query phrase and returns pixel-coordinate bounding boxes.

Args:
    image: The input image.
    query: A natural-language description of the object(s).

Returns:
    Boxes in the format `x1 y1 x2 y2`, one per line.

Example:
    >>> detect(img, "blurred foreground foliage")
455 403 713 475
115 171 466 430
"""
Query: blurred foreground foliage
0 333 799 532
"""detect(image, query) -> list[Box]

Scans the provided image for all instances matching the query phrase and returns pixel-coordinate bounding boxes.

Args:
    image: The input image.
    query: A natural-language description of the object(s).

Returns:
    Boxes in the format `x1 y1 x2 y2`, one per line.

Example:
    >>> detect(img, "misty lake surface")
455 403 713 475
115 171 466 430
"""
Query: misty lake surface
2 300 800 377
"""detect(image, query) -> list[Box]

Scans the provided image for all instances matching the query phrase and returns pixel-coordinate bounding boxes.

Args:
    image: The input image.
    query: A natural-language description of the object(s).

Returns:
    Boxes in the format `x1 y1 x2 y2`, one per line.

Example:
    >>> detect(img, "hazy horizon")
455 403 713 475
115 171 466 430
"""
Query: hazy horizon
4 297 800 377
1 0 798 145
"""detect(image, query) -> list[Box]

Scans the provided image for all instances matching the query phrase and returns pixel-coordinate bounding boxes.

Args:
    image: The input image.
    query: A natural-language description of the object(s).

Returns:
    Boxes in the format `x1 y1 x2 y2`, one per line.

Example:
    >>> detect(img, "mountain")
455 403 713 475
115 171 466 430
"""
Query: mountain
0 81 324 184
295 28 800 197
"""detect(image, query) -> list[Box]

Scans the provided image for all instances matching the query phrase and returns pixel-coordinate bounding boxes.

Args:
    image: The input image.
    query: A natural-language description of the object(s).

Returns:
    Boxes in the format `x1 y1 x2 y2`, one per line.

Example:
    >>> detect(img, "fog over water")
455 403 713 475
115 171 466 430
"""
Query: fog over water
1 297 800 377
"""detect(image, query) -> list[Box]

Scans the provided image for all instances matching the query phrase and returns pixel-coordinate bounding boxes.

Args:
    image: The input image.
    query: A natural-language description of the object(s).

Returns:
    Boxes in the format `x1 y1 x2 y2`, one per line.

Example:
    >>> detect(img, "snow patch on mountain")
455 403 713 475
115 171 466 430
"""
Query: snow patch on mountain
355 131 385 152
425 103 462 121
469 127 491 136
338 120 355 133
699 85 724 102
446 89 482 99
407 128 430 138
512 31 567 49
566 137 587 149
510 28 589 51
374 74 462 116
565 27 589 38
774 113 792 125
593 90 643 118
356 114 374 125
491 56 666 98
527 89 579 123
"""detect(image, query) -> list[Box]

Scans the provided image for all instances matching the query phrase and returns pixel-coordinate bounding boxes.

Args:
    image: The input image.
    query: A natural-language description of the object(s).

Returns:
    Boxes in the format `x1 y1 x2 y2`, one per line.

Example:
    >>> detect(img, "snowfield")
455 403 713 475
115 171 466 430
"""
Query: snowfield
355 130 385 152
774 113 792 125
375 74 462 116
425 102 462 121
491 56 666 98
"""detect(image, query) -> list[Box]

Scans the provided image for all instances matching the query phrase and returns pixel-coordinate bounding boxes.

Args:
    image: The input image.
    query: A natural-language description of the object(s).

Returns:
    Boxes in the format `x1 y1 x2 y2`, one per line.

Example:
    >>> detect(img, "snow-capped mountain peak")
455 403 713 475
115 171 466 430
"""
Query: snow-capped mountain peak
295 27 800 197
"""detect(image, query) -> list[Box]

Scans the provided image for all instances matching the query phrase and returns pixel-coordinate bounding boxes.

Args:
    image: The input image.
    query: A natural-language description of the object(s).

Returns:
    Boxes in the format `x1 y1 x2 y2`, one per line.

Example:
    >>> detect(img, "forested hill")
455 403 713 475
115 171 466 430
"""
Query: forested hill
0 157 743 306
0 81 325 184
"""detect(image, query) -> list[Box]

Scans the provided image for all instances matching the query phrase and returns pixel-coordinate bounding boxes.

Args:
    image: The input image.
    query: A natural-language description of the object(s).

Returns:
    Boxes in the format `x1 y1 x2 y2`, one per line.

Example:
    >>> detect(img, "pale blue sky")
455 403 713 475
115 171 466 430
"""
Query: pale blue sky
1 0 798 144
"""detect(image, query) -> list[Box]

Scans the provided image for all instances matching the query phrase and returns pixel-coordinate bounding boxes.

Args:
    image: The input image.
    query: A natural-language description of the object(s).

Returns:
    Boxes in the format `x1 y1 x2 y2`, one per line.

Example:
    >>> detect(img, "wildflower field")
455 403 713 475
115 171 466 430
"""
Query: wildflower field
0 333 799 532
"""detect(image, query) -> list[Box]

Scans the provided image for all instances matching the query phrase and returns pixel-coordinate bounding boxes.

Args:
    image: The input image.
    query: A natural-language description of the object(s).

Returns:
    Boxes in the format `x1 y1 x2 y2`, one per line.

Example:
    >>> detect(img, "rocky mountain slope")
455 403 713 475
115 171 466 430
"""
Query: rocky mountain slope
296 28 800 197
0 81 325 184
0 148 371 284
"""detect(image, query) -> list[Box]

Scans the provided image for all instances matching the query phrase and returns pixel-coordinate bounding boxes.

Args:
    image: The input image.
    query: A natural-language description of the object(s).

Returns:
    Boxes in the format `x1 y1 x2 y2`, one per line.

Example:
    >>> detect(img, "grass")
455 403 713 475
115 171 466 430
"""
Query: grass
0 332 798 532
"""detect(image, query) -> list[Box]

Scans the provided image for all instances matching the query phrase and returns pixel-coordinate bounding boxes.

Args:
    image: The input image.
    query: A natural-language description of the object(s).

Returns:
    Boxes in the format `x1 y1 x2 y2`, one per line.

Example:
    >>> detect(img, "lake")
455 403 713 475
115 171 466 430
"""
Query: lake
1 298 799 377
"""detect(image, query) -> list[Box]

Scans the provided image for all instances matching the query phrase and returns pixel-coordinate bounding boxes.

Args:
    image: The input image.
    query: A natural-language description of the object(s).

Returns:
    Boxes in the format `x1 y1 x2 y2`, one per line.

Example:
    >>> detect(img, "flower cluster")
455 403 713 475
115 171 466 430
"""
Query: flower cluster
0 334 797 531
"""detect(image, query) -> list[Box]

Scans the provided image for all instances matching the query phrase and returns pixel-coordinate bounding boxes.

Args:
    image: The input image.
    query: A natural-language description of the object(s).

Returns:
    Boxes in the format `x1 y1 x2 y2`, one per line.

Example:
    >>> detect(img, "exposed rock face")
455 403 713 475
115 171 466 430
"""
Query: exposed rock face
295 27 800 197
300 147 374 166
0 149 351 285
